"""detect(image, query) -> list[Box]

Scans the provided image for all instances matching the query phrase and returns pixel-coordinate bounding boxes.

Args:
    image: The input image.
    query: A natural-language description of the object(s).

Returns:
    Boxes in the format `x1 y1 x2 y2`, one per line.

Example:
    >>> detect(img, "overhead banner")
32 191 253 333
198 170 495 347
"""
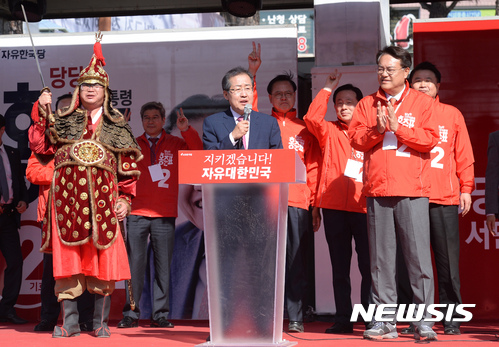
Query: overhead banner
0 26 297 320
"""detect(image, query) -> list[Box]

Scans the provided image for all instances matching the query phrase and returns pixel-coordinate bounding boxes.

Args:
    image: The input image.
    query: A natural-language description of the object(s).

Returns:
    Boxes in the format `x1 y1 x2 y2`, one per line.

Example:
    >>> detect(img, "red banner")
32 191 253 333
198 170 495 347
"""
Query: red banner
179 149 303 184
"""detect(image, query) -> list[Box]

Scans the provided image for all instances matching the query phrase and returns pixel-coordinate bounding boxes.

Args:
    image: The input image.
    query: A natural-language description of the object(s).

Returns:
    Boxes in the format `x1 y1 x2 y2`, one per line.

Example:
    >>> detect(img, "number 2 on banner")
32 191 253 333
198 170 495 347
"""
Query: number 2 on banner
158 169 171 188
431 146 444 169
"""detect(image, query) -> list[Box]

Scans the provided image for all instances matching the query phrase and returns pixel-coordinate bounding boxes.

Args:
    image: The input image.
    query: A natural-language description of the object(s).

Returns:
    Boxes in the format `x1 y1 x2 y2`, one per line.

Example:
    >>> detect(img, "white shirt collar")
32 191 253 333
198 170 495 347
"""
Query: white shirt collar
385 85 406 102
230 107 246 121
146 132 162 141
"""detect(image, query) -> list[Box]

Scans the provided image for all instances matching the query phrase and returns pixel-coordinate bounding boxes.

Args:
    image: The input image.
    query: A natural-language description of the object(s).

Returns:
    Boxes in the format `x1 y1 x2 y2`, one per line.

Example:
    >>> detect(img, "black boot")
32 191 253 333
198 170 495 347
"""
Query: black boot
93 294 111 338
52 299 81 338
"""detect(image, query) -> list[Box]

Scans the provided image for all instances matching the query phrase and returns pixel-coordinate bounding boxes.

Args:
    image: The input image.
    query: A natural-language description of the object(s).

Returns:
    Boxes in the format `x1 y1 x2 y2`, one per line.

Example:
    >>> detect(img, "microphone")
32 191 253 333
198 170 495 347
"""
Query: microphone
243 104 252 121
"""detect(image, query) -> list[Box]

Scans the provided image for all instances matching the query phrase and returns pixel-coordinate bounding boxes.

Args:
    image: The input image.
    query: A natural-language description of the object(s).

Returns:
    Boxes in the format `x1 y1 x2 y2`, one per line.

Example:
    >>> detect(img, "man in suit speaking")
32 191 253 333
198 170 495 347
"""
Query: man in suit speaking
203 66 282 150
201 67 283 340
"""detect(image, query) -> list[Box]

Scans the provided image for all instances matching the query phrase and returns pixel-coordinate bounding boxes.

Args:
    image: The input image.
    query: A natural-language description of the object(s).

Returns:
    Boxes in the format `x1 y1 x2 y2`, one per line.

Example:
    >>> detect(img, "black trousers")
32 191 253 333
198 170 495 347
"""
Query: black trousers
322 209 371 324
285 206 311 322
0 211 23 316
431 204 462 325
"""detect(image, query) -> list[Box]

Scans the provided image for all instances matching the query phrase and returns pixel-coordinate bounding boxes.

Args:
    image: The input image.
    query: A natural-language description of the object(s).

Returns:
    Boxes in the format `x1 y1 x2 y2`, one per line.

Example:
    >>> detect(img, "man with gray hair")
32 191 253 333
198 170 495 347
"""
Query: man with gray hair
118 101 202 329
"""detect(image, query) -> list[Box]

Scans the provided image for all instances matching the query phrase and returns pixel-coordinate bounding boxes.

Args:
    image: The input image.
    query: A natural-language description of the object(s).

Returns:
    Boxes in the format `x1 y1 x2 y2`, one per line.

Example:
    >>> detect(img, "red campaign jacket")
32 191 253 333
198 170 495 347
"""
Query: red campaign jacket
428 96 475 204
131 127 203 218
270 108 321 210
25 153 54 222
348 82 439 198
252 79 321 210
304 89 366 213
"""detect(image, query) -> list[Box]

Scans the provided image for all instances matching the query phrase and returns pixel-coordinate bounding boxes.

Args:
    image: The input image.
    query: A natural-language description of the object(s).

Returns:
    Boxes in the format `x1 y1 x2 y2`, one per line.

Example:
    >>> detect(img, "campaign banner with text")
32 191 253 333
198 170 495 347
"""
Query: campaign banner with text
0 26 297 321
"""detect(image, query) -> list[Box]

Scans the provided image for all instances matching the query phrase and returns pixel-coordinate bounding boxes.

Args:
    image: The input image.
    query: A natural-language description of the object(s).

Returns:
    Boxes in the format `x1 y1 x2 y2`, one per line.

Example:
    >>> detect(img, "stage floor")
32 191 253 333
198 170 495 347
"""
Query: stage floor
1 320 498 347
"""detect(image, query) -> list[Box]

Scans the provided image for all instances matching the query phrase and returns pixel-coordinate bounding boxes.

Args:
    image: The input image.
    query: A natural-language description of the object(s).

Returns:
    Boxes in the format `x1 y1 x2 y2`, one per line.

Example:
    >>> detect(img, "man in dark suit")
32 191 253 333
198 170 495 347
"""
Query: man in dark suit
201 67 283 340
202 66 282 150
486 130 499 234
0 114 29 324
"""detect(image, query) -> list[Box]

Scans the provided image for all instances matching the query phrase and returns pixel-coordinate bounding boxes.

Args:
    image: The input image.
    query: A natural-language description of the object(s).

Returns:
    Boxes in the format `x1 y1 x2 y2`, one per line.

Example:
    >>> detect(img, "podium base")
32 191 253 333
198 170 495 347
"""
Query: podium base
196 340 297 347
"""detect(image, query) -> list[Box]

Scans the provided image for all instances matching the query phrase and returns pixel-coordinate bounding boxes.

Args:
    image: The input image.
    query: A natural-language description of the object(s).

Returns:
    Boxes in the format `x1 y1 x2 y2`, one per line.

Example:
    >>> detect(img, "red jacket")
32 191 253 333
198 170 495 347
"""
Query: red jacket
429 96 475 204
348 82 439 198
270 108 321 210
131 127 202 218
25 153 54 222
252 79 320 210
304 89 366 213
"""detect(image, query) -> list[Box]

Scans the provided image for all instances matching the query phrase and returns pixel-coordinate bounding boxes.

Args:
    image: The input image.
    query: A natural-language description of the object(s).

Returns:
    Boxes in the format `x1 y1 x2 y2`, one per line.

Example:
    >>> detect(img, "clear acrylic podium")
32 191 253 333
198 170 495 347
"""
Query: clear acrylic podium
179 149 305 347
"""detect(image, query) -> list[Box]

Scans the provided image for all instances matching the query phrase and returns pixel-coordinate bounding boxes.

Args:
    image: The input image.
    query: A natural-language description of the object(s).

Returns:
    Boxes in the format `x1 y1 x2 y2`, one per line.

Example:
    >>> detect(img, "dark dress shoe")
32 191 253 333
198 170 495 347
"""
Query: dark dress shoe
34 319 57 331
117 316 138 328
80 319 94 332
444 325 461 335
325 322 353 334
0 313 28 324
288 321 304 333
150 317 174 328
401 324 415 335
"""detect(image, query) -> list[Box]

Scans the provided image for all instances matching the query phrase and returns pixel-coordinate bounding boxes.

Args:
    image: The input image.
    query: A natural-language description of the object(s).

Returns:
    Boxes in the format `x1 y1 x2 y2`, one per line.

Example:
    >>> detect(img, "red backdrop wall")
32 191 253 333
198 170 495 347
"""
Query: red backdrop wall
413 18 499 320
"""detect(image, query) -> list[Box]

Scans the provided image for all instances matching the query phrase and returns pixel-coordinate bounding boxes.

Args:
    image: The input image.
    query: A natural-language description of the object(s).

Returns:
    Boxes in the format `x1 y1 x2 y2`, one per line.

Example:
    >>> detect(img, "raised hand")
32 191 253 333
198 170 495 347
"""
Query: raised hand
176 107 189 132
324 69 342 91
248 41 261 77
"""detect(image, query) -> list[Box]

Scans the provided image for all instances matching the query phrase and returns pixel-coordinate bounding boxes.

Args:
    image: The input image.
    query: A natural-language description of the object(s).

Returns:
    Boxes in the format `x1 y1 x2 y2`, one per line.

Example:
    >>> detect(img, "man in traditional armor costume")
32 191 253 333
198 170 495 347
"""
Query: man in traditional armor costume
29 32 142 338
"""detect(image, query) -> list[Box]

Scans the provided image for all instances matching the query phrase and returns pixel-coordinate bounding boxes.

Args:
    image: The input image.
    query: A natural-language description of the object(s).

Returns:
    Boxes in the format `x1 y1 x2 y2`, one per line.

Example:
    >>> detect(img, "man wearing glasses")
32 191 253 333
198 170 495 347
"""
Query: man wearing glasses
201 66 282 340
348 46 439 341
30 34 141 338
202 66 282 150
246 42 320 333
117 102 202 329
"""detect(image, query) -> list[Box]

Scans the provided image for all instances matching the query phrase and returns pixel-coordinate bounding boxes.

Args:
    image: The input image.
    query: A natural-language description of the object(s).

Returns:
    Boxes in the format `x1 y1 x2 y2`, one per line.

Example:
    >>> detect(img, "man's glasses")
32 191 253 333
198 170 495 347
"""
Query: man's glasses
377 67 405 76
272 92 294 99
228 86 253 95
80 83 104 91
